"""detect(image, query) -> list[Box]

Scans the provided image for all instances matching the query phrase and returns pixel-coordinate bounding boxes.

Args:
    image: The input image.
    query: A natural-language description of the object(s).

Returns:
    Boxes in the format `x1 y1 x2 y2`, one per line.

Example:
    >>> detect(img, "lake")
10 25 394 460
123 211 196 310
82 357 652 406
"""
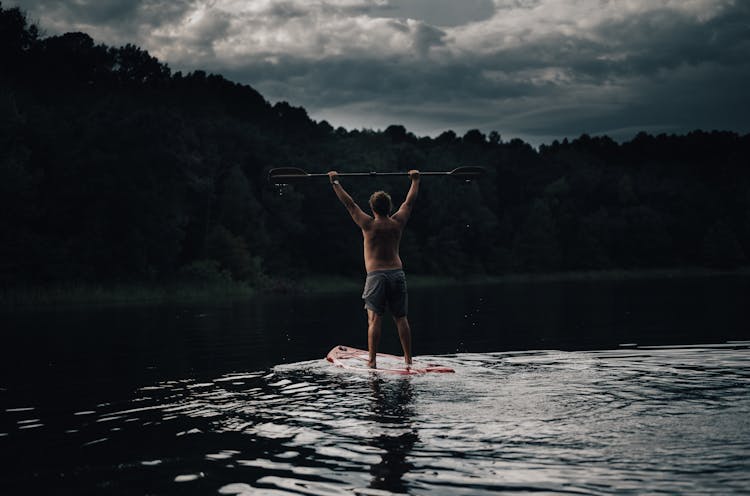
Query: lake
1 274 749 494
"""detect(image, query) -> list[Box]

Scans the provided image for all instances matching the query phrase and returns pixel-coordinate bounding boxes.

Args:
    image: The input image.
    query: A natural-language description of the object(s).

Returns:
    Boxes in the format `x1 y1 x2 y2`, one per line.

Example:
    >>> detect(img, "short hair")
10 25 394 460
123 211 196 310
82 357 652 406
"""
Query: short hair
369 190 392 216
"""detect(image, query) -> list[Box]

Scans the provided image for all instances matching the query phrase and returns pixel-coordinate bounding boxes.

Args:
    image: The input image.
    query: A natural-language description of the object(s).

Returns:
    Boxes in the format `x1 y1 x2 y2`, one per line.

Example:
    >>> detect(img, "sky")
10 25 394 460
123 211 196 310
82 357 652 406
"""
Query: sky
10 0 750 145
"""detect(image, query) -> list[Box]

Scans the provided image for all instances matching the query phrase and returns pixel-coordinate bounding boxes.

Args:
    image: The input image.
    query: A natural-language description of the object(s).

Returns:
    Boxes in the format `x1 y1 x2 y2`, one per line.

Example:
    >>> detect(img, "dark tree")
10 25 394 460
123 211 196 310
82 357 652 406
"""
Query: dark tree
1 4 749 288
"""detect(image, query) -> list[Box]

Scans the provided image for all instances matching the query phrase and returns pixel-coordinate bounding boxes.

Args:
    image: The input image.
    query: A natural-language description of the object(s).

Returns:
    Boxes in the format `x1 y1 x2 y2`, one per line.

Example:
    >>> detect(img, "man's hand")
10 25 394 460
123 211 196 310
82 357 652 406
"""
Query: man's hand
408 169 420 181
328 171 340 184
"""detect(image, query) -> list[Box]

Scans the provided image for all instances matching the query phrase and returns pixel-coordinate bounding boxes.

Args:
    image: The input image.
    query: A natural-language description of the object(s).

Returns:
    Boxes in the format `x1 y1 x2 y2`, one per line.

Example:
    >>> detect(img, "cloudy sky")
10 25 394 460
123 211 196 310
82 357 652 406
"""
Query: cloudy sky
11 0 750 144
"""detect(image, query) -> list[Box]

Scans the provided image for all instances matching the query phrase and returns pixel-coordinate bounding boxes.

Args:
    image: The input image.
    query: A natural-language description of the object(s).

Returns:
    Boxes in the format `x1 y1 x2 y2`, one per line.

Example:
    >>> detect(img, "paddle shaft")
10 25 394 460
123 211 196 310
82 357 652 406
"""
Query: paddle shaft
268 166 484 184
278 171 444 179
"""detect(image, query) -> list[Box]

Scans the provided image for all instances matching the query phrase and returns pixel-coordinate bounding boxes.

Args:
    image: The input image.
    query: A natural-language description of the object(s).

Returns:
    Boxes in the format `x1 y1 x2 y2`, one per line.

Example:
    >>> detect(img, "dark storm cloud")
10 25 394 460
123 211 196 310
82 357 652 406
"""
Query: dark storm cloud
15 0 194 26
200 1 750 141
224 55 541 107
8 0 750 143
265 2 308 19
382 0 496 27
17 0 139 25
581 5 750 78
411 22 447 56
454 3 750 85
231 3 747 120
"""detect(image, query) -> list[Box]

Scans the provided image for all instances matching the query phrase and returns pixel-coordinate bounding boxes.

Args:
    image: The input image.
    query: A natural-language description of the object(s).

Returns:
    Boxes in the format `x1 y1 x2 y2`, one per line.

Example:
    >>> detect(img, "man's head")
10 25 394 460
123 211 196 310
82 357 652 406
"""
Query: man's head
369 191 392 217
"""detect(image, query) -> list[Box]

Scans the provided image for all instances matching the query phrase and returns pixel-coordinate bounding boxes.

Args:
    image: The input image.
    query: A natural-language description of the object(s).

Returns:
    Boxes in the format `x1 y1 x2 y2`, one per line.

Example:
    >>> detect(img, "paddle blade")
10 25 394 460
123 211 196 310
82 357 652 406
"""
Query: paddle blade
448 166 486 180
268 167 310 184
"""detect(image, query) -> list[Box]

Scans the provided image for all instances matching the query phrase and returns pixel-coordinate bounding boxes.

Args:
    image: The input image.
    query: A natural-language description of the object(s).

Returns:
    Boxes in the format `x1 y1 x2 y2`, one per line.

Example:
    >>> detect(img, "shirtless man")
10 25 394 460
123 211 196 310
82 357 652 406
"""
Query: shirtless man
327 170 420 368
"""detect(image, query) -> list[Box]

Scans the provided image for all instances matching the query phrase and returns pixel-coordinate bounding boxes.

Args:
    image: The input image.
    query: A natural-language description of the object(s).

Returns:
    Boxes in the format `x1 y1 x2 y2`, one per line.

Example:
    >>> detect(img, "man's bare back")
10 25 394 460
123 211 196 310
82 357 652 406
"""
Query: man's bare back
328 169 420 368
362 216 403 272
328 170 419 272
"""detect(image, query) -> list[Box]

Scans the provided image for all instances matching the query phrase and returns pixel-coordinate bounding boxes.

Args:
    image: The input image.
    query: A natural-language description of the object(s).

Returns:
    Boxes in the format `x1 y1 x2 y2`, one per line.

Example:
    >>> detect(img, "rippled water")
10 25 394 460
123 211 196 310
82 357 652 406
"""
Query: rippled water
3 344 749 494
2 277 750 494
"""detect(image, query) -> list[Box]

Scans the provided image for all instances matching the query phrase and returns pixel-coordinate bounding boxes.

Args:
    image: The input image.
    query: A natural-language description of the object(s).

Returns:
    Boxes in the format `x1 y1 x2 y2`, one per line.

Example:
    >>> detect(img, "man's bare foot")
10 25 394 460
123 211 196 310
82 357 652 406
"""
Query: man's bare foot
368 360 377 369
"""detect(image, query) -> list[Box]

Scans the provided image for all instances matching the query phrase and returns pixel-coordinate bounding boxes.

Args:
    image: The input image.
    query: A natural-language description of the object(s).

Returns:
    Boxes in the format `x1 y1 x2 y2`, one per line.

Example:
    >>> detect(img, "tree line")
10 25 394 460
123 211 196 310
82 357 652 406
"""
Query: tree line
1 4 748 288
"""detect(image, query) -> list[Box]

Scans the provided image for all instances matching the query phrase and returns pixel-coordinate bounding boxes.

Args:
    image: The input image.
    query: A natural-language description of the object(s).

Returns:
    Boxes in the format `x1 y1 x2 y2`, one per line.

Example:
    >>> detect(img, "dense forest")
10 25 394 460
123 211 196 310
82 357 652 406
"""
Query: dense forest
1 4 748 289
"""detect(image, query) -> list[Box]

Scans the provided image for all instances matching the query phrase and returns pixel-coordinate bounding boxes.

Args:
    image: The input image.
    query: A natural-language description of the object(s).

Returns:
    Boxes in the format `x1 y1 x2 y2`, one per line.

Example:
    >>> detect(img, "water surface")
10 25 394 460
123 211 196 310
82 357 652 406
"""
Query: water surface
1 275 749 494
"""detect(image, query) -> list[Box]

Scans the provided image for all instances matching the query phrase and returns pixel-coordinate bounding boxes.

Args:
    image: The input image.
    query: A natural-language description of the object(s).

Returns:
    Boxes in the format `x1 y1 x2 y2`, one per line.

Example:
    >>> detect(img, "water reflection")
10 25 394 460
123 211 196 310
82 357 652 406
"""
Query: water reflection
368 377 418 493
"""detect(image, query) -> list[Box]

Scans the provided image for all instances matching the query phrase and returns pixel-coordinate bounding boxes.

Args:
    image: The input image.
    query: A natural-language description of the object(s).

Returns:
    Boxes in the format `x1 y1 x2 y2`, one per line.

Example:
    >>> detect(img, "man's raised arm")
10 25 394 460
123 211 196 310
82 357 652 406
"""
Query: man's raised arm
392 169 420 225
328 171 372 228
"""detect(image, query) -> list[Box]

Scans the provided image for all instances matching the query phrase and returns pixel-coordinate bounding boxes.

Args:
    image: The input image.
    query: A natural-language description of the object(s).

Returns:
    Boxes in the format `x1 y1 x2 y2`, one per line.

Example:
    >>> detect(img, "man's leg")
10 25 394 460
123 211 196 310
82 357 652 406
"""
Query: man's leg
367 309 382 368
394 316 412 365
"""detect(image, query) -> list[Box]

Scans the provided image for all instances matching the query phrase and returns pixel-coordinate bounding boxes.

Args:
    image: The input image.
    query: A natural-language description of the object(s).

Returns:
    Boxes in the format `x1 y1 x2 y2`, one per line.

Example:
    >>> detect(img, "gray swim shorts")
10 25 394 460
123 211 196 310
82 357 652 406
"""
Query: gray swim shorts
362 268 408 317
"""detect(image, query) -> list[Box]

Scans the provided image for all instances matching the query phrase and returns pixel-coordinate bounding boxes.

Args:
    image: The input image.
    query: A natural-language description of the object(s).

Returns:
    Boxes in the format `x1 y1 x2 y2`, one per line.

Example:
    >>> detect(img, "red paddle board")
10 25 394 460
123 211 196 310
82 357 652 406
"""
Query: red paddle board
326 345 454 375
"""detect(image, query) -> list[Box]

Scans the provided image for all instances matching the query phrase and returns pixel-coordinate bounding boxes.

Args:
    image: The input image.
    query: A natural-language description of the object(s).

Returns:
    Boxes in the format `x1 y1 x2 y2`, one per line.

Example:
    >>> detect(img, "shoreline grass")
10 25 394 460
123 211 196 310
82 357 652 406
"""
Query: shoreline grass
2 266 748 308
0 281 257 308
299 266 750 292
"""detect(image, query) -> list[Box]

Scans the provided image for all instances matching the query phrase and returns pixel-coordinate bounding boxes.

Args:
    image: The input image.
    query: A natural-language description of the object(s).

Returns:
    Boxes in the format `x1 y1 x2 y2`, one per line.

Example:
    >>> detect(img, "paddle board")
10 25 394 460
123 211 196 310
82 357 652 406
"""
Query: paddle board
326 345 454 375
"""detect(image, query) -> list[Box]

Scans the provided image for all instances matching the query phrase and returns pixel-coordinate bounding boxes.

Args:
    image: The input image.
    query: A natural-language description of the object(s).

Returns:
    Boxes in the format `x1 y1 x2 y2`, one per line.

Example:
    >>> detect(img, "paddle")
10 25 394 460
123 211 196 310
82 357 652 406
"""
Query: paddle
268 166 485 184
